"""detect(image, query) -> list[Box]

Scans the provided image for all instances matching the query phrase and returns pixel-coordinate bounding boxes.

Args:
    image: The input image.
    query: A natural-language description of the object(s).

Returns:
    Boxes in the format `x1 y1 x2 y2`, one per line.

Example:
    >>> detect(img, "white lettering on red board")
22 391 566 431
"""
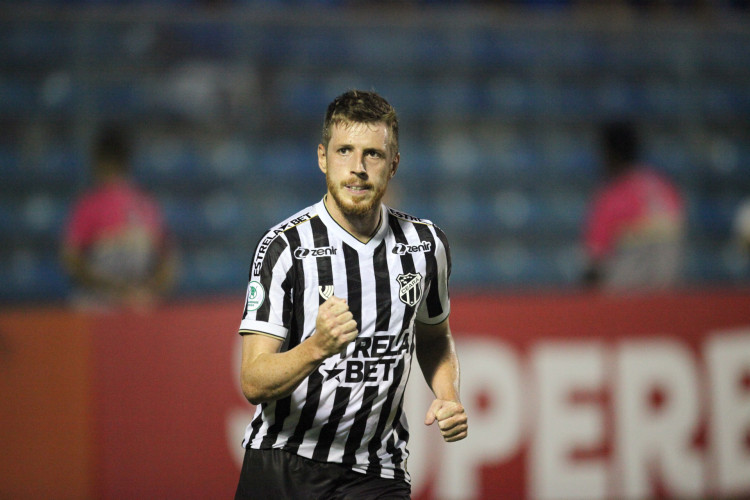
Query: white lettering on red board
403 327 750 500
226 328 750 499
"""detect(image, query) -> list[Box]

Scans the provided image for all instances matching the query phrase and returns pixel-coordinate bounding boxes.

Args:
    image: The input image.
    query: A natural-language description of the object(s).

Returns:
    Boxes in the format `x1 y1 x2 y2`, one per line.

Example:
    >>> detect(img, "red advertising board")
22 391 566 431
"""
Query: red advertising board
88 298 245 500
0 308 94 500
1 290 749 499
408 291 750 500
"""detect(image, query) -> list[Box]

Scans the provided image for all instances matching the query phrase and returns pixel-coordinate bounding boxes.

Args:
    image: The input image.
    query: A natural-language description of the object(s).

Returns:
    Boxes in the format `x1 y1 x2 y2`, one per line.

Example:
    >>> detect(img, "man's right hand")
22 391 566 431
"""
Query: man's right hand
312 296 359 357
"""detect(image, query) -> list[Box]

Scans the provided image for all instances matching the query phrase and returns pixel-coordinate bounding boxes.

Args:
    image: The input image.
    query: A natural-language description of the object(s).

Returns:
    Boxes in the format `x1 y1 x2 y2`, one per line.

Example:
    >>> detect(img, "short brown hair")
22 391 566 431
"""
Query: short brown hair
321 90 399 153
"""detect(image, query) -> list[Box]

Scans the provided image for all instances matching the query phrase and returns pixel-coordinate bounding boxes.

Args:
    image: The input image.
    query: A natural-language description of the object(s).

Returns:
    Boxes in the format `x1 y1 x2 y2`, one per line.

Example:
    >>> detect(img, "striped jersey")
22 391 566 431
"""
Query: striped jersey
238 197 451 482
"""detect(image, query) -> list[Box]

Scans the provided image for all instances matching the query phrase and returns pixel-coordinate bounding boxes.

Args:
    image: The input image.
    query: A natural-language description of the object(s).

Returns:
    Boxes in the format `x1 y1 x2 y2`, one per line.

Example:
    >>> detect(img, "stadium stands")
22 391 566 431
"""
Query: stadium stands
0 1 749 302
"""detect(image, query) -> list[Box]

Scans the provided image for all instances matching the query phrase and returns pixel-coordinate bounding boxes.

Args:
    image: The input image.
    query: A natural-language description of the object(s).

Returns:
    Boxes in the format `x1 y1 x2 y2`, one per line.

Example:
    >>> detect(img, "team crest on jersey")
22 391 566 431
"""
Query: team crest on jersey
245 281 265 312
396 273 423 307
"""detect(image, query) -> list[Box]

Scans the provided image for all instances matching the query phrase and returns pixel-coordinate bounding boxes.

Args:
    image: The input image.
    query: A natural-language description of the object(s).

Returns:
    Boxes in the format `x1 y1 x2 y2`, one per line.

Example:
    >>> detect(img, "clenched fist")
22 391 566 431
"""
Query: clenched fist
425 399 468 442
312 296 359 358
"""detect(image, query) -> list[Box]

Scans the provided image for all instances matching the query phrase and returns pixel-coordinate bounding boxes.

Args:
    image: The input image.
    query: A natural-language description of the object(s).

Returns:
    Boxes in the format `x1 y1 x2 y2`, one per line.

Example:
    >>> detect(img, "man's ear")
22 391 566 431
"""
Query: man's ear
389 152 400 179
317 144 327 174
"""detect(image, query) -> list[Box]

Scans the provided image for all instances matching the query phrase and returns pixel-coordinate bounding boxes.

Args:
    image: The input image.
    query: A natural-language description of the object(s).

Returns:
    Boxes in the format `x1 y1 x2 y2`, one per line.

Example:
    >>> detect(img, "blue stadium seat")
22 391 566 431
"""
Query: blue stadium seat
134 138 207 188
275 76 331 120
0 78 37 115
0 142 85 191
684 244 738 284
449 246 499 289
737 145 750 186
539 129 597 184
643 135 699 185
543 192 588 236
284 29 352 67
553 242 586 286
90 82 149 117
0 250 69 303
0 201 21 242
2 24 73 66
259 140 318 180
426 79 485 117
162 191 266 245
161 195 210 243
0 145 22 184
472 30 547 69
177 247 248 296
697 83 734 118
24 194 70 242
594 79 640 117
689 195 742 239
376 80 433 119
40 145 87 188
453 241 568 289
200 191 245 238
208 138 256 183
485 77 531 117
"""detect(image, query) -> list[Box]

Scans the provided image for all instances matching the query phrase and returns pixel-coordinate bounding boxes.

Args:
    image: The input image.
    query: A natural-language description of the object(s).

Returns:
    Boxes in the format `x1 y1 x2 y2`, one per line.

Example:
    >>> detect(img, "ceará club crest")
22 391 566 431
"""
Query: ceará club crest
396 273 423 307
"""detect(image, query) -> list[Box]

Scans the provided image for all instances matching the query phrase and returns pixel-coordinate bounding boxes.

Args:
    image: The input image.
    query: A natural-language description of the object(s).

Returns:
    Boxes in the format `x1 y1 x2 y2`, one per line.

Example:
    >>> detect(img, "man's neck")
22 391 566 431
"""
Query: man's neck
324 195 382 243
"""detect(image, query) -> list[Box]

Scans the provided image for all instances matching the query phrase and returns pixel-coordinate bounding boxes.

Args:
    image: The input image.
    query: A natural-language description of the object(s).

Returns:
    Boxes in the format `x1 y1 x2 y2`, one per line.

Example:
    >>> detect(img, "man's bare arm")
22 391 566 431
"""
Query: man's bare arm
415 319 468 442
240 296 358 405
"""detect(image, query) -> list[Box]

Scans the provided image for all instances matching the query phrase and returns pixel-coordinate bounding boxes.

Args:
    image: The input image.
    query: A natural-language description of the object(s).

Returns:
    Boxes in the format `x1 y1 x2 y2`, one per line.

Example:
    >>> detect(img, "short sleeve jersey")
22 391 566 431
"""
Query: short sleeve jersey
238 198 451 483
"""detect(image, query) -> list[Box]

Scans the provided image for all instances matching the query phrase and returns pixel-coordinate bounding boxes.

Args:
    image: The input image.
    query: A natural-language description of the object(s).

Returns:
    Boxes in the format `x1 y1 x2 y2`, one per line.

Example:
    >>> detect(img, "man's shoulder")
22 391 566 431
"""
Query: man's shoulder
260 203 319 241
386 206 434 226
386 205 451 237
249 204 319 273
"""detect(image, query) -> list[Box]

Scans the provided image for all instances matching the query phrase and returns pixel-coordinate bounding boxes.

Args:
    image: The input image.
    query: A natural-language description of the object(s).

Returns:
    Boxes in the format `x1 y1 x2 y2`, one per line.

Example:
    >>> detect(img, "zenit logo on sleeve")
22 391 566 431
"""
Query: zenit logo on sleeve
294 246 338 259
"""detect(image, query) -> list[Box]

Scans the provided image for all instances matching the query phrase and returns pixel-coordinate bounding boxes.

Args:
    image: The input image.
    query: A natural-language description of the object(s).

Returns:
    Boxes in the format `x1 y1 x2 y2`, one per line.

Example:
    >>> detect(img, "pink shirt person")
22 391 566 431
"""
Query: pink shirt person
64 179 169 284
61 125 175 309
582 123 686 290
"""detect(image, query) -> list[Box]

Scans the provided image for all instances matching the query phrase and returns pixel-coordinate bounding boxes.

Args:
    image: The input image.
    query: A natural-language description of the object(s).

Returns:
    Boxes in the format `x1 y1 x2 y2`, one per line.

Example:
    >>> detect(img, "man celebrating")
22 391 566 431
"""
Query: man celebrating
235 90 467 499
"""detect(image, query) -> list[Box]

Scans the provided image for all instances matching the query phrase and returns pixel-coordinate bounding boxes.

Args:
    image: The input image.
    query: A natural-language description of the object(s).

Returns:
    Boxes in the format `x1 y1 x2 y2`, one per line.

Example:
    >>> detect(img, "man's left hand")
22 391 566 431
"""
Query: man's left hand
424 399 468 442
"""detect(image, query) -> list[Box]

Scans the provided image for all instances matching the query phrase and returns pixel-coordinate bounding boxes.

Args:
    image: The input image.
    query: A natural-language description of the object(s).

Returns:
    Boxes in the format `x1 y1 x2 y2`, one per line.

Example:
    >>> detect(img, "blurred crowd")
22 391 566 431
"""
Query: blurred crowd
1 0 749 307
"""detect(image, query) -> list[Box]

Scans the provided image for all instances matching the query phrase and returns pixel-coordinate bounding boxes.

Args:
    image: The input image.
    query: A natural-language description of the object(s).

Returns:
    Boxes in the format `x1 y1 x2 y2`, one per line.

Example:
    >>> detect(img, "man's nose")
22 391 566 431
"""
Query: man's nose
352 153 367 174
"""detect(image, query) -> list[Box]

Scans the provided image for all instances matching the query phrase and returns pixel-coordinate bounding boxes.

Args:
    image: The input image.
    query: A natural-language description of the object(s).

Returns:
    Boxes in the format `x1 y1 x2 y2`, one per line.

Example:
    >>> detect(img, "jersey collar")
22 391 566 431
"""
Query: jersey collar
316 197 389 252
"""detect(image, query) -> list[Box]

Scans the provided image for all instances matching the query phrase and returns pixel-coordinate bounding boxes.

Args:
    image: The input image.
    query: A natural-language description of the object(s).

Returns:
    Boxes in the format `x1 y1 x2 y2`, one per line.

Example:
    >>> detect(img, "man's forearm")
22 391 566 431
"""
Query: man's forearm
424 345 461 401
416 325 461 402
241 296 359 405
241 337 327 405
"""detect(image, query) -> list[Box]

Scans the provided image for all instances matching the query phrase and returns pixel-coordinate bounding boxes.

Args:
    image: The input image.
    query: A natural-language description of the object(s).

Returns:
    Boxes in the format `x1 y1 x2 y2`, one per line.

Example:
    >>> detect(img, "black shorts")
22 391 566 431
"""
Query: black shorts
234 447 411 500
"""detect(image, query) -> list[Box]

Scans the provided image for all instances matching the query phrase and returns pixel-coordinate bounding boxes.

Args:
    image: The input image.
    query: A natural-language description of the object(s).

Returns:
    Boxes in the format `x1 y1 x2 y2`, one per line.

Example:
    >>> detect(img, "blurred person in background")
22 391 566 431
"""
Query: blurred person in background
61 124 177 311
234 90 467 500
734 197 750 258
582 121 687 290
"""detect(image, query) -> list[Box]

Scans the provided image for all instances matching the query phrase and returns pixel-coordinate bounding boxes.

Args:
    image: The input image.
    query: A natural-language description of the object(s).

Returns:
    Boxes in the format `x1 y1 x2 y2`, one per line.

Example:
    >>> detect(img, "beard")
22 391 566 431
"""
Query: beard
327 175 387 218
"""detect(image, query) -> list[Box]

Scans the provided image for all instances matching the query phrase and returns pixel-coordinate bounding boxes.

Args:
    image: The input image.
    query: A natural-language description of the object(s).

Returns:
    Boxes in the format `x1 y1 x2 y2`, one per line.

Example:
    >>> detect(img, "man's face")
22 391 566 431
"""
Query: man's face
318 121 399 218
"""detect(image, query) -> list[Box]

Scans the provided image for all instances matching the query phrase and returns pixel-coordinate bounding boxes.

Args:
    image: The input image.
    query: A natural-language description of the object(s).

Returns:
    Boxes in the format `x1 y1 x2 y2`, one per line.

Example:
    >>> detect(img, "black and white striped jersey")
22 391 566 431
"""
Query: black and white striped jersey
238 197 451 482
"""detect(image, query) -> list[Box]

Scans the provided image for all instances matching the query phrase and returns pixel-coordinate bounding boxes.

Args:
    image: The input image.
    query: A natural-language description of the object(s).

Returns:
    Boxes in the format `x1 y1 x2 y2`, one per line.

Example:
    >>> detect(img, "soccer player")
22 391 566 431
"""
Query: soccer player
234 90 467 499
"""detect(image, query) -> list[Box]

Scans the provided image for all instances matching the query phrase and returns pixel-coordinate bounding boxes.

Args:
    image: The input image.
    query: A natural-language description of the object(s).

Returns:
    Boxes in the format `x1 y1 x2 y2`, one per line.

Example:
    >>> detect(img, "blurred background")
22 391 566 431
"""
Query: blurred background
1 0 749 304
2 2 750 500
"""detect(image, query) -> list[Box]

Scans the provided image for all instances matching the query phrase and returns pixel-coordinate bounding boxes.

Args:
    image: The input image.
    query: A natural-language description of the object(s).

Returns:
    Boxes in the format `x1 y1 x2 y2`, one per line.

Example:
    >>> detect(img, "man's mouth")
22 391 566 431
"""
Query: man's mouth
345 184 370 193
